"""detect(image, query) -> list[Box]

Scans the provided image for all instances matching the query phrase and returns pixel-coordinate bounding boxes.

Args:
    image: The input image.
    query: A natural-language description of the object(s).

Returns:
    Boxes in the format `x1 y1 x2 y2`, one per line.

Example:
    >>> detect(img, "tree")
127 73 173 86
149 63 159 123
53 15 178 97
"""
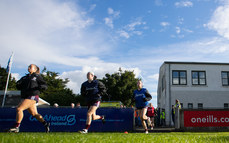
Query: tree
39 68 79 106
100 69 139 107
0 66 17 90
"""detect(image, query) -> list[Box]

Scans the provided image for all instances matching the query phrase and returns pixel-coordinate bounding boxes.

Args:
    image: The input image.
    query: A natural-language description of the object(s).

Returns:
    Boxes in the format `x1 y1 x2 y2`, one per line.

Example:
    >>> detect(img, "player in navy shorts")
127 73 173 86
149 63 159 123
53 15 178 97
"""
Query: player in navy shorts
8 64 50 133
79 72 106 133
133 80 152 134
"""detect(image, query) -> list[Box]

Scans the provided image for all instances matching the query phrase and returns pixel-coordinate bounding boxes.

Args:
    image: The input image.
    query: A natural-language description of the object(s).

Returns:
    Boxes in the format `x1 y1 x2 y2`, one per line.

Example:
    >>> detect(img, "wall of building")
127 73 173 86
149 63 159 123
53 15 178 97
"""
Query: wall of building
171 91 229 108
157 62 229 126
169 63 229 109
157 63 172 126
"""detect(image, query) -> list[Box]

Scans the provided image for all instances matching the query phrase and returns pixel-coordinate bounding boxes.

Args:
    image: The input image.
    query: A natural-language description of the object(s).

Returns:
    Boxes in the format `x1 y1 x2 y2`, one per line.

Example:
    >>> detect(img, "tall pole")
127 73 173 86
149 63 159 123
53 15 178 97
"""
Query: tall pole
1 70 11 107
2 52 14 107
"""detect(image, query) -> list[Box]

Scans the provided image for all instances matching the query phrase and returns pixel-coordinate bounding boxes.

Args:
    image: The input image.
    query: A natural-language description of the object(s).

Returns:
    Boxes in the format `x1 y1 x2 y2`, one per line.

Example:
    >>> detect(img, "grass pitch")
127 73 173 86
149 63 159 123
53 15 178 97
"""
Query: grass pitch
0 132 229 143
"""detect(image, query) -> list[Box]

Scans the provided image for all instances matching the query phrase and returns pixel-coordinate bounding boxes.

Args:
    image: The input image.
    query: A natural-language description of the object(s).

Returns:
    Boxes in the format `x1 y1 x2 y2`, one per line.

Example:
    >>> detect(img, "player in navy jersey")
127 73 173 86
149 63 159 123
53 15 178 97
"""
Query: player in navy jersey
8 64 50 133
79 72 106 134
133 80 152 134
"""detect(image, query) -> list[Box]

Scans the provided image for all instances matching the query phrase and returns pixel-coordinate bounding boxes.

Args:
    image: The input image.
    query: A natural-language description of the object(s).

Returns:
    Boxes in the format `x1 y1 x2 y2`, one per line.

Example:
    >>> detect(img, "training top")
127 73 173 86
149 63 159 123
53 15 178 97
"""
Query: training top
81 80 106 104
147 107 155 117
133 88 152 109
16 73 47 98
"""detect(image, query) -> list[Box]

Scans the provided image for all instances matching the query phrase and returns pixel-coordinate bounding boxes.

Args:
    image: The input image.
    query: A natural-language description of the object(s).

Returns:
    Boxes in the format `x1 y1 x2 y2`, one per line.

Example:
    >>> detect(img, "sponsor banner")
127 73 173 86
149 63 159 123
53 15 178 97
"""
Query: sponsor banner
184 111 229 127
0 108 133 132
100 102 121 108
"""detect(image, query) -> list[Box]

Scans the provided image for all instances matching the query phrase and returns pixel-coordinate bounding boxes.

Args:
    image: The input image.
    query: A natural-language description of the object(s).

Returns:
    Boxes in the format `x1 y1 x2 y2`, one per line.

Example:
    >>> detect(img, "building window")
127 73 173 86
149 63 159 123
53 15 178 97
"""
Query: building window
224 103 229 109
222 72 229 86
198 103 203 109
172 71 187 85
192 71 206 85
162 76 165 91
188 103 193 109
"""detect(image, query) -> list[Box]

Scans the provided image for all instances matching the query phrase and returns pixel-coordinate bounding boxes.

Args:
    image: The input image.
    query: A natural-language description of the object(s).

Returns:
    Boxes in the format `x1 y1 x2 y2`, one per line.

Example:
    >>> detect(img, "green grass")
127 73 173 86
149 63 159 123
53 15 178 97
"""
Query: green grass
0 132 229 143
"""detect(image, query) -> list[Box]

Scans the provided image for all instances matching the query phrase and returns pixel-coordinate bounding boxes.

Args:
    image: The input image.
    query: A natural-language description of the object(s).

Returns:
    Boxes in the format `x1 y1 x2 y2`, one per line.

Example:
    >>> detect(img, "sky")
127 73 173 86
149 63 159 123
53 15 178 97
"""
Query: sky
1 0 229 107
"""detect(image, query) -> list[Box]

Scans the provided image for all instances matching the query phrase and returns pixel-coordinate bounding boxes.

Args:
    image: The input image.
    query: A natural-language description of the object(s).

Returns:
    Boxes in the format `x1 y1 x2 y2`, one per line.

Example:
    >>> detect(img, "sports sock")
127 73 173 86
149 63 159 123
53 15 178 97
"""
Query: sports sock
42 121 48 126
147 117 151 126
15 123 20 128
85 124 90 130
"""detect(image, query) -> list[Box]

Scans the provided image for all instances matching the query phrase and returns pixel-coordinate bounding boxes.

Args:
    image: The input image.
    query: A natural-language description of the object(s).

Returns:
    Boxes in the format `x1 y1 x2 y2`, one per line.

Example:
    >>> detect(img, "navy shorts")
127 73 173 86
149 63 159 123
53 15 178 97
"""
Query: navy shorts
136 106 147 110
88 101 100 109
25 95 39 103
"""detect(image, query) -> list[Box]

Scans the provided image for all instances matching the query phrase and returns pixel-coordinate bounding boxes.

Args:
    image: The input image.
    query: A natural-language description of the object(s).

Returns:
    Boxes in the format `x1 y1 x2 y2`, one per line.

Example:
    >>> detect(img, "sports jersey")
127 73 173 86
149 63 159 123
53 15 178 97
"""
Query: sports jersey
81 80 106 104
16 73 47 98
133 88 152 109
147 107 155 117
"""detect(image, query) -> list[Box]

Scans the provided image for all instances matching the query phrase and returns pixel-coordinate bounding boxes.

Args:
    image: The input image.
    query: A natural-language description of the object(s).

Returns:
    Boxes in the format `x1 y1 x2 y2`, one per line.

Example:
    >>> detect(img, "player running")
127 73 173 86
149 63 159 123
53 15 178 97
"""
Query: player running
8 64 50 133
146 103 155 130
79 72 106 134
133 80 152 134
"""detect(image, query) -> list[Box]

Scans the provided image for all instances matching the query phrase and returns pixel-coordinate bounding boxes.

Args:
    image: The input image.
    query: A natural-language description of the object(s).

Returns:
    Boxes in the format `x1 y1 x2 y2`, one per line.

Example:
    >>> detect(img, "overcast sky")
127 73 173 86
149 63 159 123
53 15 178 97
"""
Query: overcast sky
1 0 229 106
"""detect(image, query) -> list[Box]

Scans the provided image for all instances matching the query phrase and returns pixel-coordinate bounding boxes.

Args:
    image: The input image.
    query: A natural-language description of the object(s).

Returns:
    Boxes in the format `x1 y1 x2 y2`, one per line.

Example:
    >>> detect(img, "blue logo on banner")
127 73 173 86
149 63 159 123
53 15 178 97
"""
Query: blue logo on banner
29 114 76 126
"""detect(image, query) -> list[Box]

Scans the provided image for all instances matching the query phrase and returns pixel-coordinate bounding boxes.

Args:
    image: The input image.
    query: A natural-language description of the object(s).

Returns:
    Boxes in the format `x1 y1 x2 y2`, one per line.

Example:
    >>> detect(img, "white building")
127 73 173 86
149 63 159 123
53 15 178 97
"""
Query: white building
157 61 229 126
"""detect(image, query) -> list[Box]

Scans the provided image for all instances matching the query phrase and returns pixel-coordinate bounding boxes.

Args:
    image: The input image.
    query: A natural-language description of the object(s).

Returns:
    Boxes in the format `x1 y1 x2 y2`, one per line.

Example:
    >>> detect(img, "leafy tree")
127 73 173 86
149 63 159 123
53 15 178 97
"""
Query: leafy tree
74 93 86 106
0 66 17 90
100 69 139 107
39 68 79 106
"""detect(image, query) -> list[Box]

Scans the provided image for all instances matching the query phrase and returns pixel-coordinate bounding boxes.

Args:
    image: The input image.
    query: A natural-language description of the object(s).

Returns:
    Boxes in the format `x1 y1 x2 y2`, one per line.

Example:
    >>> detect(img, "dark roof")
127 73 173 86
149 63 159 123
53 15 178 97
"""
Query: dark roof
0 90 50 107
0 90 20 96
164 61 229 66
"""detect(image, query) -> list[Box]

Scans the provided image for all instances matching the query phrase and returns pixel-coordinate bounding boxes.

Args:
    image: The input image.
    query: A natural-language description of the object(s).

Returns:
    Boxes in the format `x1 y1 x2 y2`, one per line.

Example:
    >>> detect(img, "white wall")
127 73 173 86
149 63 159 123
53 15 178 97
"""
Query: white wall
157 62 229 126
